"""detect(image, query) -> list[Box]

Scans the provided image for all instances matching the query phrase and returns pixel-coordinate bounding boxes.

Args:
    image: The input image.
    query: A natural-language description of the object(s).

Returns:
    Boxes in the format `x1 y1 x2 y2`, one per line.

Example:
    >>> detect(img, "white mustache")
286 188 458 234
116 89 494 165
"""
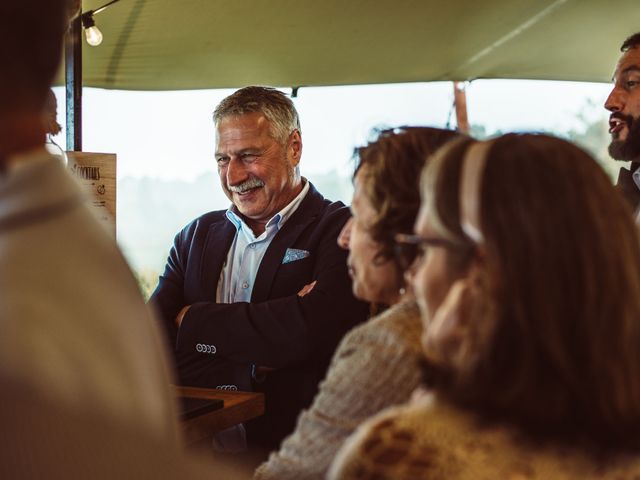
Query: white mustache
227 176 265 193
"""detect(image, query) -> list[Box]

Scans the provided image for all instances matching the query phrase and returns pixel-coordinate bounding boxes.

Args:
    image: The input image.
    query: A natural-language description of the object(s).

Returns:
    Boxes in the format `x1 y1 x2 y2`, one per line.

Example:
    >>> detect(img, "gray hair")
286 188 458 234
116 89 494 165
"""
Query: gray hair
213 86 301 145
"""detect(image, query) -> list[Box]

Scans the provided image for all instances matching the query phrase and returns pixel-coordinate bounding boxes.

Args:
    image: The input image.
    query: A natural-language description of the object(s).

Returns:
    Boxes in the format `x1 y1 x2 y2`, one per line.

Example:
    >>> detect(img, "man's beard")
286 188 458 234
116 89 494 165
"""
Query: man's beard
609 113 640 161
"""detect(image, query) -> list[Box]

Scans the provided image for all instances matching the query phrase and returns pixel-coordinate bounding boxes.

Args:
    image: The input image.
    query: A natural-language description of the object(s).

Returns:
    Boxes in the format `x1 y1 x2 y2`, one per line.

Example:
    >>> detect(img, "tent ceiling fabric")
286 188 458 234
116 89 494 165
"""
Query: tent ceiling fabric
61 0 640 90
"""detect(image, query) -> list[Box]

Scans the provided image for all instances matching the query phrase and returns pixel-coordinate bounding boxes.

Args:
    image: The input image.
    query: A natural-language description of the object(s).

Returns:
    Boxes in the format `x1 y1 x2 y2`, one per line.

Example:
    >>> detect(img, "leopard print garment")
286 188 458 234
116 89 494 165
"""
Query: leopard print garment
329 395 640 480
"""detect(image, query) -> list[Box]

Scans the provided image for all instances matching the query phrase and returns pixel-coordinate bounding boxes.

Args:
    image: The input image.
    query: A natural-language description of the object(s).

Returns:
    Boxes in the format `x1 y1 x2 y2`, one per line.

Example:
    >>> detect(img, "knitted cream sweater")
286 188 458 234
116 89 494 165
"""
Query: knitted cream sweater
254 301 423 480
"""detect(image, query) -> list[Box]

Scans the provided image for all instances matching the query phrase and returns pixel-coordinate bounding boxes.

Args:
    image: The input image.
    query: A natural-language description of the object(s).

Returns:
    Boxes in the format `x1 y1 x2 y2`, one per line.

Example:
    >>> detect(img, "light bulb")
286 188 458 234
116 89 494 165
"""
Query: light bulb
84 25 103 46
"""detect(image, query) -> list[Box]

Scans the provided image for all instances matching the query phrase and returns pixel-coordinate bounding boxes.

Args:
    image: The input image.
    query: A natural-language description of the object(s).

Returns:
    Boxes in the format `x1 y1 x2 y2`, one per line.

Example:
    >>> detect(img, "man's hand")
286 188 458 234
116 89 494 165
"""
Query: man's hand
175 305 191 328
251 281 316 381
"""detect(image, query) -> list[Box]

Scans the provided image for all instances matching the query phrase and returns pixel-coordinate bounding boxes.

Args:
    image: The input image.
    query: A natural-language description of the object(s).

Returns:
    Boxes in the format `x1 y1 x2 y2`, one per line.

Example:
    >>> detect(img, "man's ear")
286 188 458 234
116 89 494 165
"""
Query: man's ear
288 129 302 167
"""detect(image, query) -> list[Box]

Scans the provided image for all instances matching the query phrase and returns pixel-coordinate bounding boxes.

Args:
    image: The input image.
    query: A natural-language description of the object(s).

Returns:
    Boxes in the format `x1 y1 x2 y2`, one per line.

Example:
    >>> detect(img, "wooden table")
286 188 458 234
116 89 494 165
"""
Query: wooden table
175 386 265 445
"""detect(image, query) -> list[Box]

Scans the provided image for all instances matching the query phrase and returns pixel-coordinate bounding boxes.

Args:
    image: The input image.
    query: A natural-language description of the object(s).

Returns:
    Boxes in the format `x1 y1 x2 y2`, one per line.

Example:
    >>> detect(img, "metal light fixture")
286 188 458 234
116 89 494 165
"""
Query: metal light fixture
80 0 121 47
81 14 103 46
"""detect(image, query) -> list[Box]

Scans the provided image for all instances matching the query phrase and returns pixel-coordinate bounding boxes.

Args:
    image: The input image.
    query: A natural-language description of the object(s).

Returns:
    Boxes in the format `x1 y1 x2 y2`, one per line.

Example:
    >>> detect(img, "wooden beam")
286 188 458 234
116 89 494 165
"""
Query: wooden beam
453 82 469 134
65 13 83 151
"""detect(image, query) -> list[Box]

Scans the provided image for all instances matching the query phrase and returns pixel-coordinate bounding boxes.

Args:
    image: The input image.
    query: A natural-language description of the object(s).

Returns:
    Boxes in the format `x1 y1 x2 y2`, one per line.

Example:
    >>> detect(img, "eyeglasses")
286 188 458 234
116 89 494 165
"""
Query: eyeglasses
393 233 454 271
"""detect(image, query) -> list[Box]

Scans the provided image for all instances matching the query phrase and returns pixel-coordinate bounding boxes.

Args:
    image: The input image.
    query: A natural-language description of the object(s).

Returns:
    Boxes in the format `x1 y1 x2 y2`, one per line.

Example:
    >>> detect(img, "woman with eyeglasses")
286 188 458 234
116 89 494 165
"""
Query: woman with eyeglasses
329 133 640 479
254 127 459 480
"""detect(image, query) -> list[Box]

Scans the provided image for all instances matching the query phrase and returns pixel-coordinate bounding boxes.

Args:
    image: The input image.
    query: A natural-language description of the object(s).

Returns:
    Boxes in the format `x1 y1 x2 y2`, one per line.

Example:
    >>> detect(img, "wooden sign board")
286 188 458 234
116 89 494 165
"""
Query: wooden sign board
66 152 116 236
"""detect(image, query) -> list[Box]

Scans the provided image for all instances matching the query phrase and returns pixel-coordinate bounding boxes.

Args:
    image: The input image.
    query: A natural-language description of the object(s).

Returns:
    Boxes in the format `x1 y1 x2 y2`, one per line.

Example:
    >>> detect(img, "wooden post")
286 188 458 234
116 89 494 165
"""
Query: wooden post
453 82 469 134
65 12 83 151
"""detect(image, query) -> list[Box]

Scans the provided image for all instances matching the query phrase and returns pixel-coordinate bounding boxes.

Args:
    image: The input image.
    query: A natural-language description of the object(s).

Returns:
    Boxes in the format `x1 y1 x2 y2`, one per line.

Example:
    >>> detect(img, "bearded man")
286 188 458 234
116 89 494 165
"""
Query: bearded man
605 32 640 211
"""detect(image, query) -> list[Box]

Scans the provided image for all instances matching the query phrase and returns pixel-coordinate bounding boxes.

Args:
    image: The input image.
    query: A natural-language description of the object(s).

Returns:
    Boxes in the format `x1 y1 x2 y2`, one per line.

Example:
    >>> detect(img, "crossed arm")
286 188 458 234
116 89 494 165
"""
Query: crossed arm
150 211 367 370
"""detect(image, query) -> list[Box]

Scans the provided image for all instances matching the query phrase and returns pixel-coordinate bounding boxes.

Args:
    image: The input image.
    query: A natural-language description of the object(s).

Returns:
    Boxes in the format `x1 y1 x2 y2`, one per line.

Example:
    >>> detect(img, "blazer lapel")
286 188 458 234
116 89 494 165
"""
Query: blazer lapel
251 184 325 302
199 217 236 300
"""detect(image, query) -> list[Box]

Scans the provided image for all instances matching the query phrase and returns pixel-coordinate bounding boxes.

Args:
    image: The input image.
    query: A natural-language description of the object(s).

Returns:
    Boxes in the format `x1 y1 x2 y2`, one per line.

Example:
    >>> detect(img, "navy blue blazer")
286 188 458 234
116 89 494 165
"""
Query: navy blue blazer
150 183 368 448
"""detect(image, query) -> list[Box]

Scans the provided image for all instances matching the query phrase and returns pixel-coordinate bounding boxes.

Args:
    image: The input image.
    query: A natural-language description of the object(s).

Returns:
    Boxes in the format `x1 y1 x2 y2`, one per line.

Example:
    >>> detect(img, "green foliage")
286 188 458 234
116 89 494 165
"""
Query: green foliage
133 269 159 301
564 100 621 180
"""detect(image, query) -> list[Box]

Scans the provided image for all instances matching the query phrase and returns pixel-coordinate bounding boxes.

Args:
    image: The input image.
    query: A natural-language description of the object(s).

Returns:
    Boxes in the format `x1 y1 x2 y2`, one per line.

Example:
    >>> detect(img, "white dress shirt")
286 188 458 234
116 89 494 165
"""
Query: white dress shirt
216 179 310 303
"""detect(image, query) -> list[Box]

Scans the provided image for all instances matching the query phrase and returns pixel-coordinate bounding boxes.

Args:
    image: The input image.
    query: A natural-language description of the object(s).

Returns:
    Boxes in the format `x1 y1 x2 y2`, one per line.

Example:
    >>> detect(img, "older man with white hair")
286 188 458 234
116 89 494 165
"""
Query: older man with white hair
151 86 368 452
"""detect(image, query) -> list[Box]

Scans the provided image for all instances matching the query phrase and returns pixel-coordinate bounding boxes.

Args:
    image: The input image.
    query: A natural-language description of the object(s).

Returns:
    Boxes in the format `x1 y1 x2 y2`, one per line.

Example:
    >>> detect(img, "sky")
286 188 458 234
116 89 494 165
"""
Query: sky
51 79 613 183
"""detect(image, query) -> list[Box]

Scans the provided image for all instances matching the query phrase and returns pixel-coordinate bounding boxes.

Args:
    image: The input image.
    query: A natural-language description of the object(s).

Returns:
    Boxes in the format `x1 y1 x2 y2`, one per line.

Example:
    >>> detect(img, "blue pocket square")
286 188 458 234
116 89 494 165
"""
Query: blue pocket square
282 248 310 264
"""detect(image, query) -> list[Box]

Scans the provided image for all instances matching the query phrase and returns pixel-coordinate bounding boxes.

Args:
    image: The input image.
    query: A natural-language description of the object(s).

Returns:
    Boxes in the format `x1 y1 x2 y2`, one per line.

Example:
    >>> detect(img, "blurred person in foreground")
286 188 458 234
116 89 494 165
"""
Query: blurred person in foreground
330 134 640 479
0 1 256 478
254 127 459 480
0 375 253 479
0 0 176 439
151 86 368 452
605 32 640 212
0 0 187 464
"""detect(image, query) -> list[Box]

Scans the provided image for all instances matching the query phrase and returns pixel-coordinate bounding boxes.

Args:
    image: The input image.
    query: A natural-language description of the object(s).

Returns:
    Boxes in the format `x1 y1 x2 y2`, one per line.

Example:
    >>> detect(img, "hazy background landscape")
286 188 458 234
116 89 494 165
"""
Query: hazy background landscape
118 169 355 297
119 109 613 298
52 81 617 298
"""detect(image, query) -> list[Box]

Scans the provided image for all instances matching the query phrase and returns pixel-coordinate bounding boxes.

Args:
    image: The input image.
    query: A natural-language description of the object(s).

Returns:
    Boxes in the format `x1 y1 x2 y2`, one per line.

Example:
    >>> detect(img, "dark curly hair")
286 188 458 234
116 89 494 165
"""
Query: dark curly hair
0 0 67 111
353 126 460 270
621 32 640 51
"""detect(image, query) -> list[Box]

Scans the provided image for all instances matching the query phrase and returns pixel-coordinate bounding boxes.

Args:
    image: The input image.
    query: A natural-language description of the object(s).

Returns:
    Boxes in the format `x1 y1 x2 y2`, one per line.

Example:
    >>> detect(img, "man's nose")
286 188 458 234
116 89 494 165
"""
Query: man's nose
337 218 353 250
605 86 625 113
226 157 248 186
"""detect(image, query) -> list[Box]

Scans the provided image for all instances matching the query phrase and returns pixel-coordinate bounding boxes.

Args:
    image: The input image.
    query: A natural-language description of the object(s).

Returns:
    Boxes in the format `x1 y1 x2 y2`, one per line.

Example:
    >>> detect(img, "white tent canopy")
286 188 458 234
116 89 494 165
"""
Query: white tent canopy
59 0 640 91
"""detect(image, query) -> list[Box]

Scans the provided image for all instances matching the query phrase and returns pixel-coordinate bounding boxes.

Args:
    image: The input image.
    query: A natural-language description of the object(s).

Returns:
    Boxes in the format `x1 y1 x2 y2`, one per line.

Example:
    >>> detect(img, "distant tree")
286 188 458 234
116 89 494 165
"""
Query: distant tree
133 269 158 301
306 169 353 205
469 99 623 181
565 99 621 180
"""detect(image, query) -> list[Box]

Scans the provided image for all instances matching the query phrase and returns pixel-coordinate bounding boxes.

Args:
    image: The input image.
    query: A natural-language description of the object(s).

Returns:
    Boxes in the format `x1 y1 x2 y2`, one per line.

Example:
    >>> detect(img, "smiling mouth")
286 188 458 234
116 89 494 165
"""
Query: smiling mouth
229 184 264 199
235 186 262 196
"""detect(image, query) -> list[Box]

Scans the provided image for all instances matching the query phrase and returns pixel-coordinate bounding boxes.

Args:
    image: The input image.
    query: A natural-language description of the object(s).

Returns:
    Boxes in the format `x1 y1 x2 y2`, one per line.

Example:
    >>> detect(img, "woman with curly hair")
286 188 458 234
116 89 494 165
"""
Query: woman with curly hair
254 127 459 480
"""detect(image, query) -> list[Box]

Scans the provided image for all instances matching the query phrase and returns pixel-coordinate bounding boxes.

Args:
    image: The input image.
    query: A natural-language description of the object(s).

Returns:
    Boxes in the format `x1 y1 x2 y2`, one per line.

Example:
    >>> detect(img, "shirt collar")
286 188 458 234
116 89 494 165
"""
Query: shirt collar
225 178 310 235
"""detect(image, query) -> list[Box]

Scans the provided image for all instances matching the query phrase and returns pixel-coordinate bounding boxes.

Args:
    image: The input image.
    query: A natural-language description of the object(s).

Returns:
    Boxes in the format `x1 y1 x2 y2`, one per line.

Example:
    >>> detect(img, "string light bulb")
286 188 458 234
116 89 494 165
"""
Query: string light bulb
81 14 103 46
85 26 103 46
79 0 121 47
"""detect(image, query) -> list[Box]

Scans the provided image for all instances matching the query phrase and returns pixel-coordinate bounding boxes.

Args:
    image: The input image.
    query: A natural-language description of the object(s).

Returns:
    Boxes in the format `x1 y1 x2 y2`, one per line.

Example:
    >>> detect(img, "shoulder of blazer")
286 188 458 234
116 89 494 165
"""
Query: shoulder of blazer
176 209 227 241
288 181 347 225
308 183 351 234
175 210 227 248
